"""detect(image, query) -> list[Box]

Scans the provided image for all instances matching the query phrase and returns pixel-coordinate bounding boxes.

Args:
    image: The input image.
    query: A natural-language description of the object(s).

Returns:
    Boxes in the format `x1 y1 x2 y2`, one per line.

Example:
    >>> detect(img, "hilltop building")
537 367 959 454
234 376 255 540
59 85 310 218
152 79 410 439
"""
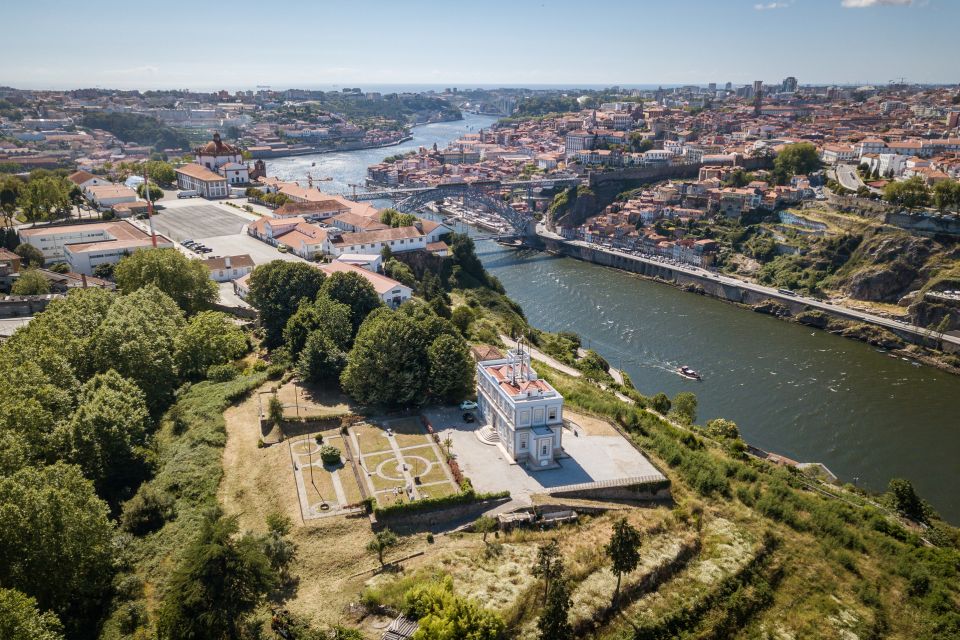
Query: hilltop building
476 341 564 468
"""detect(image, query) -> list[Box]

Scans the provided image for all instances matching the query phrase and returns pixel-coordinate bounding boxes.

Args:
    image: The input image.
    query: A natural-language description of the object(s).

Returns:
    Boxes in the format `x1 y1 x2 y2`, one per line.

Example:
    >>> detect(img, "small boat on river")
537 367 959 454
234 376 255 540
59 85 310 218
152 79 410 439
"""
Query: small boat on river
678 366 702 381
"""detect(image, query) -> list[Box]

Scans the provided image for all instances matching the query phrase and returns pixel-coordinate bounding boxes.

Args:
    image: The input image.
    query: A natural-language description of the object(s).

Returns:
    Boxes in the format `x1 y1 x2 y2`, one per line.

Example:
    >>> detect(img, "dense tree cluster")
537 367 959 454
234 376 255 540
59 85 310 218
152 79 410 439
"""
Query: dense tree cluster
0 263 252 637
772 142 821 184
113 248 219 315
81 112 190 150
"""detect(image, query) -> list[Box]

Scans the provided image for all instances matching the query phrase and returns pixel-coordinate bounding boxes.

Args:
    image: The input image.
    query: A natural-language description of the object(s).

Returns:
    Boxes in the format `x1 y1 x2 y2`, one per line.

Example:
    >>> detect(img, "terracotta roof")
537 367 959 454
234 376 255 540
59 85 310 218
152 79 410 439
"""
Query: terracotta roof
332 212 389 231
204 254 255 271
67 170 97 185
330 226 423 246
176 163 226 182
274 200 348 217
196 133 239 156
318 260 408 295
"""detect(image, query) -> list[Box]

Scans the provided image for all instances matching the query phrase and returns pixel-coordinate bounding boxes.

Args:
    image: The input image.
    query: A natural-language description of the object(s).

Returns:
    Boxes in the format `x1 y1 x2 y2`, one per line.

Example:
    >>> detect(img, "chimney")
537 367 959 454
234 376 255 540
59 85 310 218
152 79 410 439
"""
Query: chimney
225 256 231 269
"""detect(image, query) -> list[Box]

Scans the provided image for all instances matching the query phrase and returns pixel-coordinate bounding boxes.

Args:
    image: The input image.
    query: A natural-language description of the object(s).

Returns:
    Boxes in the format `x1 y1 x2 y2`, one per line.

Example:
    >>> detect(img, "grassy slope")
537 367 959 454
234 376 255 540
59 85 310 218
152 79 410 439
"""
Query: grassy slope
99 373 269 639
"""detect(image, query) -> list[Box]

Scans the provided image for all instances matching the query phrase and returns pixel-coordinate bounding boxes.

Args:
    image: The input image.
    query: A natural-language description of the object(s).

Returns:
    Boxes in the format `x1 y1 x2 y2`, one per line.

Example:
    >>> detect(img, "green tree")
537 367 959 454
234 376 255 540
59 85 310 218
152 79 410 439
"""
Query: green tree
0 588 64 640
320 270 383 334
283 294 352 357
0 464 114 635
383 258 416 288
157 510 278 640
773 143 821 183
114 248 218 315
473 515 497 544
91 285 184 413
19 176 70 223
144 160 176 185
136 181 163 202
174 310 248 379
427 333 474 402
531 539 562 602
670 391 698 424
932 180 960 212
10 269 50 295
537 573 572 640
407 578 504 640
268 394 284 427
0 175 23 225
450 305 475 336
261 512 297 583
248 261 326 348
367 528 398 568
883 176 931 209
650 392 671 415
54 370 150 505
296 330 348 383
14 243 44 268
341 310 427 406
92 262 115 279
606 518 642 606
705 418 740 439
888 477 927 523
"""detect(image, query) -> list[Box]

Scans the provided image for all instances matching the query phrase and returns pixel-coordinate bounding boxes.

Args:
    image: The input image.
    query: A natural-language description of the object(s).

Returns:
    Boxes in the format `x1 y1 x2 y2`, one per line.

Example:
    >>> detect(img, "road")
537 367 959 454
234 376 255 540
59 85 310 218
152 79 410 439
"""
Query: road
560 238 960 350
835 163 866 192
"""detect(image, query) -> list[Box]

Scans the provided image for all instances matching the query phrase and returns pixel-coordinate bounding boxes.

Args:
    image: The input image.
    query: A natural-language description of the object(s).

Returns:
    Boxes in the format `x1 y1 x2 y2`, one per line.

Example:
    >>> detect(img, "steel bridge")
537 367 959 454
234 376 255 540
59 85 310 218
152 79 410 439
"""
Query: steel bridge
349 175 583 236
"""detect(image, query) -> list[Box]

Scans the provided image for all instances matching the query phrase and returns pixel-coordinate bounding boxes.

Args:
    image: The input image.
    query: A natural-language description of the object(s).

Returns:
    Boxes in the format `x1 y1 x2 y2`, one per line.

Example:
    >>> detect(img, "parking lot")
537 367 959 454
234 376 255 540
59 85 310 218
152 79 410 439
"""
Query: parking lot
150 204 247 241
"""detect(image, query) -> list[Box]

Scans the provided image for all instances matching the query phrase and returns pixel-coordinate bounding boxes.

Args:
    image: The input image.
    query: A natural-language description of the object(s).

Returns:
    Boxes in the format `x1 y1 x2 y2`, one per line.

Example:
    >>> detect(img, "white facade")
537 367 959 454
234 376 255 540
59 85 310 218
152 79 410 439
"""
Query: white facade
476 346 564 468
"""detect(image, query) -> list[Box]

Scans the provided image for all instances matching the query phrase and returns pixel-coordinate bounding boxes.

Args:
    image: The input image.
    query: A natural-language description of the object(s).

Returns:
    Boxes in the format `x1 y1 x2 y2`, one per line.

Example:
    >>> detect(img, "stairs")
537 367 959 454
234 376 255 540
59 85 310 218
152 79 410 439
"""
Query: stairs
476 425 501 446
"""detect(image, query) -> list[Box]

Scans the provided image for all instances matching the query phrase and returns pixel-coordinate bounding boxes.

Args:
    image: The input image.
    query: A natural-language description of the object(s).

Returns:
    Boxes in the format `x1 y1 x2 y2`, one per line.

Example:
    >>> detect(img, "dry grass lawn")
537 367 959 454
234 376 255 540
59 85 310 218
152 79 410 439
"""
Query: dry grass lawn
354 423 392 454
276 380 354 418
565 409 619 436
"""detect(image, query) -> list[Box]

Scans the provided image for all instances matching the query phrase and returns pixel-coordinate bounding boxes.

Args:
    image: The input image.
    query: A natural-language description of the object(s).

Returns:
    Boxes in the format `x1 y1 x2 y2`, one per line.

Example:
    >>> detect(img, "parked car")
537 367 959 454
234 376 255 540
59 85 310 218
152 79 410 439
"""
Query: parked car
277 243 289 253
459 400 478 411
462 412 475 423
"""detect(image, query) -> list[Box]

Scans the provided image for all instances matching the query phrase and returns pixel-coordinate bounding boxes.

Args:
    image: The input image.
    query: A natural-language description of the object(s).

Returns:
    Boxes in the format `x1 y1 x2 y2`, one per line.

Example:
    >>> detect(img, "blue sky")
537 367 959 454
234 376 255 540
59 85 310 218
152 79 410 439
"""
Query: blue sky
1 0 956 90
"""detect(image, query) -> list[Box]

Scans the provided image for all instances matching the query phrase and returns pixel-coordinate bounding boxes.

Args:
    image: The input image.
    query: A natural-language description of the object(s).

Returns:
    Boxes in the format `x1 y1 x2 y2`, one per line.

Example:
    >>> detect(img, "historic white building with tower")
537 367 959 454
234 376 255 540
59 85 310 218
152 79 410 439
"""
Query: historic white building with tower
195 132 249 184
475 341 564 468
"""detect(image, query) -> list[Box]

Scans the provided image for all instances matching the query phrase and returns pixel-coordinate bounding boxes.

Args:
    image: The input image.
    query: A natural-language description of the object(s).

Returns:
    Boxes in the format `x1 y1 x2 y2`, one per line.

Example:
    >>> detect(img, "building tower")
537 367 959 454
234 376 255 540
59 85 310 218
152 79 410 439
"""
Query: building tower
753 80 763 116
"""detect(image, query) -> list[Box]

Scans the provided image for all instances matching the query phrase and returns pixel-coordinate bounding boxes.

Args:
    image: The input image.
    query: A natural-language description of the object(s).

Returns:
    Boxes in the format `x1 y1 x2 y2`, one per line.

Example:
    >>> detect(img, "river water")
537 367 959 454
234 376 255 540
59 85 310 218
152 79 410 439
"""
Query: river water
267 113 960 523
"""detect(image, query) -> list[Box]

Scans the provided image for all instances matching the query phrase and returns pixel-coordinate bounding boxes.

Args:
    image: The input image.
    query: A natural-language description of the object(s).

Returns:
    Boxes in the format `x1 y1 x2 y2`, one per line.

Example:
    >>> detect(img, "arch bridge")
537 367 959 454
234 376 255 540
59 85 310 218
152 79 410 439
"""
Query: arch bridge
394 182 535 237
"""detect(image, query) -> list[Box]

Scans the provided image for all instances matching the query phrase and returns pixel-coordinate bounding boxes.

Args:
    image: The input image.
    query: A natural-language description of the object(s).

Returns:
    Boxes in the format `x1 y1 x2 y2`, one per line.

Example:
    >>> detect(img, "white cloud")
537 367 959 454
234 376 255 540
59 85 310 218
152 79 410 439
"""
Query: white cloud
841 0 913 7
754 1 790 9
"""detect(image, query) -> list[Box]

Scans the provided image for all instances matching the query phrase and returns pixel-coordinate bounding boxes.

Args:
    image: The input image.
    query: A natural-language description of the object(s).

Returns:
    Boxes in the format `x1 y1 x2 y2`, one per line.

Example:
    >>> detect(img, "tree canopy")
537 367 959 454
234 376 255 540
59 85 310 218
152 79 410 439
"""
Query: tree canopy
10 269 50 295
884 176 931 209
114 248 218 315
0 464 114 636
773 143 821 183
0 588 64 640
157 510 277 639
174 310 248 379
247 261 326 348
320 270 383 334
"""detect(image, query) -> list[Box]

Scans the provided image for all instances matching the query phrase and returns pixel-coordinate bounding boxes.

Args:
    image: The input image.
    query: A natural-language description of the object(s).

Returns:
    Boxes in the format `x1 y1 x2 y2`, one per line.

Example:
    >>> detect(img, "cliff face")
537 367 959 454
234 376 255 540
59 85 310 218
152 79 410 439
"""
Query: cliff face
837 232 936 302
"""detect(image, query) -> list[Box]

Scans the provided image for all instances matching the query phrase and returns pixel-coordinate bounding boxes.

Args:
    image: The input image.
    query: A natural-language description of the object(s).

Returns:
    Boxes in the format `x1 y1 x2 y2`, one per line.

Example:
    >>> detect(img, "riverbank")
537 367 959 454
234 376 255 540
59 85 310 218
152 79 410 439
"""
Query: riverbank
249 134 415 159
534 229 960 372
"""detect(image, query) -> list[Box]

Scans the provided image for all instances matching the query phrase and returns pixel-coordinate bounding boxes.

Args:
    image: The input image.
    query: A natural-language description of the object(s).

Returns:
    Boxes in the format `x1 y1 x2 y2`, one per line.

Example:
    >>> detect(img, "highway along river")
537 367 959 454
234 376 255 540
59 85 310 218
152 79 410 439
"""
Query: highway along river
267 112 960 523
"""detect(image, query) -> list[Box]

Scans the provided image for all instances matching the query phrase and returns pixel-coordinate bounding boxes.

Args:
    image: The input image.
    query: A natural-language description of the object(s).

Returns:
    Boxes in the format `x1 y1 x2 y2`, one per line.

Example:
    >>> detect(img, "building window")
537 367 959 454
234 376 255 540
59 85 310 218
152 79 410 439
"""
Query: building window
540 442 549 457
548 407 557 421
519 435 528 450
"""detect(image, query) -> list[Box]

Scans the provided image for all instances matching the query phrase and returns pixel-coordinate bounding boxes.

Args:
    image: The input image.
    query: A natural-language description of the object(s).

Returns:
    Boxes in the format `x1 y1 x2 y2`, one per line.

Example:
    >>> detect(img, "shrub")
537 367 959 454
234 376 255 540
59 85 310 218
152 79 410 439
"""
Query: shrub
374 489 510 518
207 363 238 382
121 485 175 535
319 445 341 465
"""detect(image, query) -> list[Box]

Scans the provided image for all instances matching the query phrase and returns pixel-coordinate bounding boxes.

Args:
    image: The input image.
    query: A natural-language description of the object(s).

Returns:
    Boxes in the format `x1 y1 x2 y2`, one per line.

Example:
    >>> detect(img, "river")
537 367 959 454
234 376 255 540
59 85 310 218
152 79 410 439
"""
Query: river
266 112 960 523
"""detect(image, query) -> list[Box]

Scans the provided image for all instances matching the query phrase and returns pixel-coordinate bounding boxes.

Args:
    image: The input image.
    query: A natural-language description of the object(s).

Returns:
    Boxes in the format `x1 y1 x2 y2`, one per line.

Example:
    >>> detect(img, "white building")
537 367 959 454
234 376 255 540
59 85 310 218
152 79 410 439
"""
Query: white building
204 254 255 282
476 342 564 468
326 226 427 258
175 163 229 198
19 221 173 274
85 184 139 210
319 260 411 308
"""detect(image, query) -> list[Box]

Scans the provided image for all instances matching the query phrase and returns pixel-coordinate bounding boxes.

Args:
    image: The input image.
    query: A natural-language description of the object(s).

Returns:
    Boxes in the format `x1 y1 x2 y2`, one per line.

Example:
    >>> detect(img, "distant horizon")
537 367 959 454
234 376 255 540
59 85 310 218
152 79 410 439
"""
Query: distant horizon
5 81 958 94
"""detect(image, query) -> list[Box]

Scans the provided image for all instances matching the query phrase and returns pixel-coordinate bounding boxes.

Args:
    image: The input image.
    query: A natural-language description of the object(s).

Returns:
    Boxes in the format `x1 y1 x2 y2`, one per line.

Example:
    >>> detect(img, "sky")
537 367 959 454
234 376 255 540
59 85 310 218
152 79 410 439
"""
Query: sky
1 0 957 91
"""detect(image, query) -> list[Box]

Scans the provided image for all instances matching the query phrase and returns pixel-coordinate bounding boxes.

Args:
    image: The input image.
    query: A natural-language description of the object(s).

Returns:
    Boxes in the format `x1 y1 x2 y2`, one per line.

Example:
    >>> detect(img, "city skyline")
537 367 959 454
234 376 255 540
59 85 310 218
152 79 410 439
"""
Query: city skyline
1 0 957 90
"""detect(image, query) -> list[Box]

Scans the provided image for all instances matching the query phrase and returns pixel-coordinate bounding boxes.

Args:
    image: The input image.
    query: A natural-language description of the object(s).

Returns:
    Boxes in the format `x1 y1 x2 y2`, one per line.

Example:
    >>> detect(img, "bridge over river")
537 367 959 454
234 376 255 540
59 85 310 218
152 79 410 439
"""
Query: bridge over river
348 176 583 237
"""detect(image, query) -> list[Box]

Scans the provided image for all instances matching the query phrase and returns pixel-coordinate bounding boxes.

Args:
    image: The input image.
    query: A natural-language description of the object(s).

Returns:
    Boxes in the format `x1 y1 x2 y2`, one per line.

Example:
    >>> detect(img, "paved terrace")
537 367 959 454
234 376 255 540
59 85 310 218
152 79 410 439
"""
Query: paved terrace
424 407 665 506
